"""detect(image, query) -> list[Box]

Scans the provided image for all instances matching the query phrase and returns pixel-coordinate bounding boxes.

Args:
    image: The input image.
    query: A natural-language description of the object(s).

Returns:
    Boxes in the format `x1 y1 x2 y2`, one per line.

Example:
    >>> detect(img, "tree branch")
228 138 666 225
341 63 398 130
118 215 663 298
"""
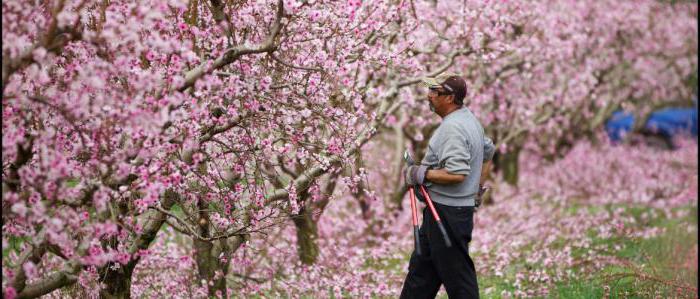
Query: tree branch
10 229 48 294
151 205 248 242
6 136 34 193
397 49 474 88
268 52 326 74
127 189 178 256
173 0 285 94
265 87 403 203
17 263 81 299
2 0 86 95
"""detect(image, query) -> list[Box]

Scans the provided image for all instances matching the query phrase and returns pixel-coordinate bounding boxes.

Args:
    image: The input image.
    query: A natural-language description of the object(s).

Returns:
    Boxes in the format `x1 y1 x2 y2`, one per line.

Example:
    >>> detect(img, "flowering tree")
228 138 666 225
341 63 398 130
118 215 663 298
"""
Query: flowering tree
472 0 697 183
380 0 698 188
2 0 460 296
4 0 298 297
2 0 697 298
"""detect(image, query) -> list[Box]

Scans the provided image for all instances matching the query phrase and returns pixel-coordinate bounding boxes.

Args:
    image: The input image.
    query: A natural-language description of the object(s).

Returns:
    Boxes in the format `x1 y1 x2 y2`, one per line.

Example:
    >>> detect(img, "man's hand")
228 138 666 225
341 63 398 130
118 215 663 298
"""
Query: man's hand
404 165 429 186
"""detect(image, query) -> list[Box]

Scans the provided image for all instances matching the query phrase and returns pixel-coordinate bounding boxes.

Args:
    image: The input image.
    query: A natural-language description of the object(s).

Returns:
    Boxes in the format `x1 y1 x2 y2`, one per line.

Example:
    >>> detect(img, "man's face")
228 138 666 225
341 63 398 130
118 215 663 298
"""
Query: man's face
427 88 452 114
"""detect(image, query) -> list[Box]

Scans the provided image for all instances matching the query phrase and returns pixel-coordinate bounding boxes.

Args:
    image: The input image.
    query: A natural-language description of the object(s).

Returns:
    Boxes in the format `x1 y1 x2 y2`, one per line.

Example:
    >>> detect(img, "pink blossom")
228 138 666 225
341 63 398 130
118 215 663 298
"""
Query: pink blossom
4 287 17 299
22 261 38 280
10 202 27 217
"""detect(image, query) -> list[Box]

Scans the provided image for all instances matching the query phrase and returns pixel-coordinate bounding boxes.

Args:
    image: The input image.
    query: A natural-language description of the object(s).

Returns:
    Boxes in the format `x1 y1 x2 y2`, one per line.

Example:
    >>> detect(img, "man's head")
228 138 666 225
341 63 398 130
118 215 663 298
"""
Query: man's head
421 73 467 117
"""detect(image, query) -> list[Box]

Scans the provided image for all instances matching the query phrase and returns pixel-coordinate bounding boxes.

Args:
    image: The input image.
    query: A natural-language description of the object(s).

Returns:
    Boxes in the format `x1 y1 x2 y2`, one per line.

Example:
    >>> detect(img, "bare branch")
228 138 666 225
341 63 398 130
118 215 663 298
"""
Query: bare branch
199 118 242 144
269 52 326 74
151 205 247 242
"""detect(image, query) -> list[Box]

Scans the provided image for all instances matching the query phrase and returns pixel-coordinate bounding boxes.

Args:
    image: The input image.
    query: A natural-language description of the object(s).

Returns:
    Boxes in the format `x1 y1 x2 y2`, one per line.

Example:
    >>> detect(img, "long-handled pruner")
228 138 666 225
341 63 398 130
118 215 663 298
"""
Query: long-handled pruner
404 150 452 252
407 184 421 255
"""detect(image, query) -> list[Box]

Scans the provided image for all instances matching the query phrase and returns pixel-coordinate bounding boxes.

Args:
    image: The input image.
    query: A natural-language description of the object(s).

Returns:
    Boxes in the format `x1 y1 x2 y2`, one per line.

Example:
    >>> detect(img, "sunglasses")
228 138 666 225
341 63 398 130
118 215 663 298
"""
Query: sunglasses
428 87 453 96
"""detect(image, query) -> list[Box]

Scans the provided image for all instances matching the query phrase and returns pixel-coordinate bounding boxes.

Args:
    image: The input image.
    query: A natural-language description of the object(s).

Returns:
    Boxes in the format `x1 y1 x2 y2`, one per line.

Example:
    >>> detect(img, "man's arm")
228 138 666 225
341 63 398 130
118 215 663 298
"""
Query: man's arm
425 160 491 186
426 168 465 184
431 130 471 185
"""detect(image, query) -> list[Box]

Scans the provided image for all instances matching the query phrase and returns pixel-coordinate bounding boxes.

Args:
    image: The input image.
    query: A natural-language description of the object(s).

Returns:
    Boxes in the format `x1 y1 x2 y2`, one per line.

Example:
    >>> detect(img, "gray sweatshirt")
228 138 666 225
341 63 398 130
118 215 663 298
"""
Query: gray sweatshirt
422 107 496 207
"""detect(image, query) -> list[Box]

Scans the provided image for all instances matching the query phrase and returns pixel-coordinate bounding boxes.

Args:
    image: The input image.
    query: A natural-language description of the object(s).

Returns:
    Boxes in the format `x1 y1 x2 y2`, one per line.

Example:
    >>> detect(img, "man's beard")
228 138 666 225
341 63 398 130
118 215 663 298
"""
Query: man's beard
429 101 435 112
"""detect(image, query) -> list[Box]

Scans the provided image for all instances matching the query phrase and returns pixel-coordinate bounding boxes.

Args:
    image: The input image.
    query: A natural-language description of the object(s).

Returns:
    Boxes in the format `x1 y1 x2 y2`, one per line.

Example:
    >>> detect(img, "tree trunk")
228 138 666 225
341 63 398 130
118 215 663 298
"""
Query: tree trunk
99 264 135 299
292 210 319 265
496 148 520 186
97 189 178 299
192 200 228 298
194 239 228 298
390 187 408 213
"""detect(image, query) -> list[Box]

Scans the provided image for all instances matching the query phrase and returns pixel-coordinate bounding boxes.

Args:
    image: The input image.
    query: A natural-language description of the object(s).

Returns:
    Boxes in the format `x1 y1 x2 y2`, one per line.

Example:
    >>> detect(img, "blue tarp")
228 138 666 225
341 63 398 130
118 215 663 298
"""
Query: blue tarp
606 102 698 142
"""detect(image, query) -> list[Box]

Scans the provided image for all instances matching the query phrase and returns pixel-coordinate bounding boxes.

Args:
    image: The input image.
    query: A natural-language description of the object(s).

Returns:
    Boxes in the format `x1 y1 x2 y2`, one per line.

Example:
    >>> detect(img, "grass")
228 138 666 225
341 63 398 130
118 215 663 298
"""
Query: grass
474 203 698 299
377 202 697 298
3 191 695 299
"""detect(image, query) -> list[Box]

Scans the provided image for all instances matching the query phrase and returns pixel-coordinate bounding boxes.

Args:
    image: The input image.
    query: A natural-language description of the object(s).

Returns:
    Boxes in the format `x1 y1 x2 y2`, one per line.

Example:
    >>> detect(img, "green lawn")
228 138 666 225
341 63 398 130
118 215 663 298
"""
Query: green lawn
473 204 698 299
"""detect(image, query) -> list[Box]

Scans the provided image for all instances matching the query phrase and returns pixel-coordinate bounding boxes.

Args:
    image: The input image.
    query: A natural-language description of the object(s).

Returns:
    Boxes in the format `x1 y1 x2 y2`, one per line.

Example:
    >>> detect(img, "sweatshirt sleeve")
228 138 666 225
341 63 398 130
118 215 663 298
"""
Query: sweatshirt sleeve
439 134 471 176
483 136 495 161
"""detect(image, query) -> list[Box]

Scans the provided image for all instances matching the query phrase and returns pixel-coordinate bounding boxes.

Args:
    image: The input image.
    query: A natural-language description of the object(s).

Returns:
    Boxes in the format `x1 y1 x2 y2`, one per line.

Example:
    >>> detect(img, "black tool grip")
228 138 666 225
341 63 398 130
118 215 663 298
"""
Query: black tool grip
413 226 421 255
437 221 452 248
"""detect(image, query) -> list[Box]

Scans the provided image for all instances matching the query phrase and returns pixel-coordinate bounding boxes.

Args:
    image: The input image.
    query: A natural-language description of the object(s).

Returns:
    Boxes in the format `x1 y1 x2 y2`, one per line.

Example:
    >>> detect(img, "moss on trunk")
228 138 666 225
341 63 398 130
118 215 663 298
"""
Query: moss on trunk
497 148 520 186
292 211 319 265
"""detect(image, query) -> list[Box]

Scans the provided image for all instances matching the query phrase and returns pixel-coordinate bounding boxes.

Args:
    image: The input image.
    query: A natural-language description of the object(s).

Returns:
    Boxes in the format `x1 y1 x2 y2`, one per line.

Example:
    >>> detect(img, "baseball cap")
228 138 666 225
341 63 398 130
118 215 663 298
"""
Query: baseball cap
421 73 467 104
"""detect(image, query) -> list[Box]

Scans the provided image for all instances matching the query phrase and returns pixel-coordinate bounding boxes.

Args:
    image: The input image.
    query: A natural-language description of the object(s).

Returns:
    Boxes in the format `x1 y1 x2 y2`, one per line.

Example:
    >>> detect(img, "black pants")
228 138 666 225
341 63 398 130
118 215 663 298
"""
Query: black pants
400 202 479 299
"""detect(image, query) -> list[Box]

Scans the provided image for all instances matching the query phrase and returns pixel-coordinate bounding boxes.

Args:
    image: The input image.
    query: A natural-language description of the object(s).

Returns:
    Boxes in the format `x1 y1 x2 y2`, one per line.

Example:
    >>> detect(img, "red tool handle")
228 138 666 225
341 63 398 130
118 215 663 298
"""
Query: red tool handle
408 186 422 255
408 187 419 225
419 185 452 248
418 186 441 221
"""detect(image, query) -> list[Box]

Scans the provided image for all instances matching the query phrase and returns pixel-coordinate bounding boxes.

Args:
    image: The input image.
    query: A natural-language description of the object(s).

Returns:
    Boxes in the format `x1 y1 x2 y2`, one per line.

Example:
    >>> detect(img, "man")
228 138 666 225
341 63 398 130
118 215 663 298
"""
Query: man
401 73 495 298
